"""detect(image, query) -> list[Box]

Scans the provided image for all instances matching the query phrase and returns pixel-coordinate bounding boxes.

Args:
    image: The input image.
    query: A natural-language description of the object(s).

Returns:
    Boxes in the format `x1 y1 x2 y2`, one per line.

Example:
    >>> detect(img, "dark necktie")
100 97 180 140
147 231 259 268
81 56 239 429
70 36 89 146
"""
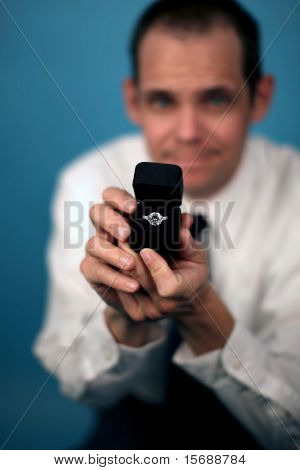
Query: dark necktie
190 213 211 280
190 213 209 241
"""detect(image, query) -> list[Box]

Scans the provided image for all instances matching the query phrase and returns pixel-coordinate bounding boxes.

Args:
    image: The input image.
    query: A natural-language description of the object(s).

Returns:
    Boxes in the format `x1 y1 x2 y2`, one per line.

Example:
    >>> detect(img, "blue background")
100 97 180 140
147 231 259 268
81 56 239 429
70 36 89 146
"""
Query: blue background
0 0 299 449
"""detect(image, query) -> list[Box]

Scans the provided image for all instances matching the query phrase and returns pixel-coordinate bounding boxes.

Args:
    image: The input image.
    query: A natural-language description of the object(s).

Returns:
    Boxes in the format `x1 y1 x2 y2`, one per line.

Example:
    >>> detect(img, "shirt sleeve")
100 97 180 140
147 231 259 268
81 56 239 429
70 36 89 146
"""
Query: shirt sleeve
172 190 300 450
81 330 171 408
174 260 300 448
173 318 300 449
32 169 170 409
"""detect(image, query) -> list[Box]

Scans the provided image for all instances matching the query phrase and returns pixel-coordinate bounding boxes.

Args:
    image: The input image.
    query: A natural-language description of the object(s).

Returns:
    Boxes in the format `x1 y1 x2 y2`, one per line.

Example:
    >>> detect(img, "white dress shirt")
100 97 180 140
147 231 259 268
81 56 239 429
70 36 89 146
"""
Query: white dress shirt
33 133 300 449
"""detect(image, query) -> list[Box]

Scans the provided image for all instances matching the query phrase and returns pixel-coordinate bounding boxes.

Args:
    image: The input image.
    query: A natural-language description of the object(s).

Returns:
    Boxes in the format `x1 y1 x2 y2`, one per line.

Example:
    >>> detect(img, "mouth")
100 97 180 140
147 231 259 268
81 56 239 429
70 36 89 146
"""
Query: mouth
164 148 219 164
173 155 218 168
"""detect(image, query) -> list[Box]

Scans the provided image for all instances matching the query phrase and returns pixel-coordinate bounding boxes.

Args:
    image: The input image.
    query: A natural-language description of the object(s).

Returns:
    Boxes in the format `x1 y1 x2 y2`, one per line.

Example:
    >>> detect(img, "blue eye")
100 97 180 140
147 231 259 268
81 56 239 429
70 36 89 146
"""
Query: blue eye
155 97 171 108
210 96 226 106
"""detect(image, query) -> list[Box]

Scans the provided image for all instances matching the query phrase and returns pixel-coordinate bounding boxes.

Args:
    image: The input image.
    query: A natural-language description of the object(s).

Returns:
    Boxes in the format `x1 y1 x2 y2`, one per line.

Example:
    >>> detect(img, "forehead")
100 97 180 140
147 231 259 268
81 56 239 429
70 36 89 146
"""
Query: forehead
138 26 244 90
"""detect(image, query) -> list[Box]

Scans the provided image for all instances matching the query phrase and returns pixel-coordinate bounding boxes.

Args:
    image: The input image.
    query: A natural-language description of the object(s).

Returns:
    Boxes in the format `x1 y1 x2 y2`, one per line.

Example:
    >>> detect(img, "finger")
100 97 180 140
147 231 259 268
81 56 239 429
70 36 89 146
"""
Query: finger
169 229 208 295
102 186 137 214
117 291 145 322
90 203 131 241
93 284 121 310
178 227 207 265
118 240 157 294
181 212 194 230
86 235 135 271
80 256 140 293
139 248 180 297
95 225 116 244
118 290 161 322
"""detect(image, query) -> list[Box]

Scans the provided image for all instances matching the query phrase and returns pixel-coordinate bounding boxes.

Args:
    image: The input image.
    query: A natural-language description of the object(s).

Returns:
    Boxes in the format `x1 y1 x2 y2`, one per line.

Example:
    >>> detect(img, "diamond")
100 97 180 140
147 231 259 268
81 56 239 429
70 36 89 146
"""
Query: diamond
142 212 168 226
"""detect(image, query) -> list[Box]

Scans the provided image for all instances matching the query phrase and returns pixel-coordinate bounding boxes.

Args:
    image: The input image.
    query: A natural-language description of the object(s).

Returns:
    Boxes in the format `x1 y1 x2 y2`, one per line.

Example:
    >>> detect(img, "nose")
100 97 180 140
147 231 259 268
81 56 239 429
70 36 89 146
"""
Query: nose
176 105 202 144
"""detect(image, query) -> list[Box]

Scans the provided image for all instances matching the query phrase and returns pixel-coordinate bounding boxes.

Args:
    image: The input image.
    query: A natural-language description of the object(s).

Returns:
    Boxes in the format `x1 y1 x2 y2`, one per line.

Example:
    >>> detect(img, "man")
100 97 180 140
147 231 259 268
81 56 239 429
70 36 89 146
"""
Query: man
33 0 300 449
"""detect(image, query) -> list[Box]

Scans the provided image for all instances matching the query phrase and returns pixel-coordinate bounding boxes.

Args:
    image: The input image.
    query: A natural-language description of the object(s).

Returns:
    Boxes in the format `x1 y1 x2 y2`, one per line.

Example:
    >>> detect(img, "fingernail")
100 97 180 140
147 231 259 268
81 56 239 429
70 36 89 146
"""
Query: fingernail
117 226 130 240
120 255 133 269
141 250 151 264
126 200 137 213
126 280 139 290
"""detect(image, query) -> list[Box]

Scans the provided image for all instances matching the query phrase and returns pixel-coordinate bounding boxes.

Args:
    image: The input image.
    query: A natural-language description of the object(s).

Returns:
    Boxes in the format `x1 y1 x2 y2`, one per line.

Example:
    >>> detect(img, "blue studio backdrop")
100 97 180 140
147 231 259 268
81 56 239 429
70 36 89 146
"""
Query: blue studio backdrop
0 0 299 449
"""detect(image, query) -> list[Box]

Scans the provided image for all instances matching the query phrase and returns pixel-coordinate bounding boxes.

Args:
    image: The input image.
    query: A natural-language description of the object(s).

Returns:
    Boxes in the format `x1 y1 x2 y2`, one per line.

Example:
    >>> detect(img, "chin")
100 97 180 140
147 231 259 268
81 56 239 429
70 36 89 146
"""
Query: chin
184 182 208 197
184 173 217 196
184 172 210 187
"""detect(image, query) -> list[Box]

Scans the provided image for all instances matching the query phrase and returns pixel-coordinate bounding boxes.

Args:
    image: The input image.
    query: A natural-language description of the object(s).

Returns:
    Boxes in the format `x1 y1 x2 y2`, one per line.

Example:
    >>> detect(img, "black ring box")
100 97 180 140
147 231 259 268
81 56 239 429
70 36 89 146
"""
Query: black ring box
128 162 183 260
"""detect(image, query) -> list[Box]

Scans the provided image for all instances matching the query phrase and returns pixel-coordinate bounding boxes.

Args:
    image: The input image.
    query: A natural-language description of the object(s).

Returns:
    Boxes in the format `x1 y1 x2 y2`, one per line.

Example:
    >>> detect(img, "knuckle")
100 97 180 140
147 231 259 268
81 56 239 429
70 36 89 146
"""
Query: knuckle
157 284 171 297
135 303 145 320
158 282 177 298
126 307 140 322
89 203 100 222
89 203 95 220
95 266 105 283
159 273 182 298
101 187 110 201
148 310 161 320
102 186 118 203
79 257 87 275
123 197 136 212
157 289 169 298
183 212 193 228
130 313 141 323
131 266 144 282
153 261 168 277
129 298 147 321
86 235 97 252
158 299 177 314
134 315 146 323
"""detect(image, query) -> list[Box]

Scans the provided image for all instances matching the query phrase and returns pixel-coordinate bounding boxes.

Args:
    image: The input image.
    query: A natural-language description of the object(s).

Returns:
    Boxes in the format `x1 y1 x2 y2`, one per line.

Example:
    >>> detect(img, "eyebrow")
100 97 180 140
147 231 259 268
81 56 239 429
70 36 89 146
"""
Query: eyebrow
140 85 237 101
140 90 174 101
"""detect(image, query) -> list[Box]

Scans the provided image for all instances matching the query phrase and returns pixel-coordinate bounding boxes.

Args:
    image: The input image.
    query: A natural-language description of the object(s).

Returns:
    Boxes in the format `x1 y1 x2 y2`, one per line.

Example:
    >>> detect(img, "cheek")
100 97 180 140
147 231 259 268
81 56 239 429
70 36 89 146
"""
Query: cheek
142 115 174 151
212 109 249 150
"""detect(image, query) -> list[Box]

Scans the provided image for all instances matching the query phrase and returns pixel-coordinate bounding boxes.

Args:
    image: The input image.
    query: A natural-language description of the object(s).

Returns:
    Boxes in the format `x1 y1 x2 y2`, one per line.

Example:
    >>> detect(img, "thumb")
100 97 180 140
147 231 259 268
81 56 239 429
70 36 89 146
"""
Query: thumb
181 212 194 230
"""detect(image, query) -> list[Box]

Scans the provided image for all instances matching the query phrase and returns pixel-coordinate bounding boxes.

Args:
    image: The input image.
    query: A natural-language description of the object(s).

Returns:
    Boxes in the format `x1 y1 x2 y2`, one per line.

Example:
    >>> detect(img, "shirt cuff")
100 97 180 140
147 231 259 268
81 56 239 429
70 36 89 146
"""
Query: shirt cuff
113 322 167 372
106 320 170 404
74 312 170 406
172 337 227 388
220 320 300 418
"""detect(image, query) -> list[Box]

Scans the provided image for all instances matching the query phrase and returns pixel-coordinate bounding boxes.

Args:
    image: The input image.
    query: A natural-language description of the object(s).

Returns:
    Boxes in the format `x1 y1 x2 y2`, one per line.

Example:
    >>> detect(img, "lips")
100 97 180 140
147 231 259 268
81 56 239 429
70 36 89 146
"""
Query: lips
161 148 220 169
170 149 219 159
174 155 217 167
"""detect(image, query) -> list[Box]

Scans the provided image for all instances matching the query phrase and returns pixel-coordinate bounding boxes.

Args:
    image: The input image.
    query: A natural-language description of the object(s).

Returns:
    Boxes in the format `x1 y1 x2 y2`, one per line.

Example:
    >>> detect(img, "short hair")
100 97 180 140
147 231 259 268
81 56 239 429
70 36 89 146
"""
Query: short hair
129 0 262 99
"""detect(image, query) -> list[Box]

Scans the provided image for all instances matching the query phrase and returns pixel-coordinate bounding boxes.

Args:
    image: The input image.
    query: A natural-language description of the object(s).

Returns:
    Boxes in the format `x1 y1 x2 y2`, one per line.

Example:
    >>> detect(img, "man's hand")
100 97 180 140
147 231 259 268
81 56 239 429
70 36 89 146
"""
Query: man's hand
114 197 234 356
80 185 195 320
80 187 140 315
117 225 210 321
80 185 234 355
121 234 234 356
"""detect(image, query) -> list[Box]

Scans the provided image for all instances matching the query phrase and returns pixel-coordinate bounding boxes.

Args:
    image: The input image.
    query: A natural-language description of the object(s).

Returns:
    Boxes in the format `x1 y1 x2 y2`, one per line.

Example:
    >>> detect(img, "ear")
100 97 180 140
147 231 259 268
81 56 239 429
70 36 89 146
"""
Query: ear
250 74 275 122
122 78 142 126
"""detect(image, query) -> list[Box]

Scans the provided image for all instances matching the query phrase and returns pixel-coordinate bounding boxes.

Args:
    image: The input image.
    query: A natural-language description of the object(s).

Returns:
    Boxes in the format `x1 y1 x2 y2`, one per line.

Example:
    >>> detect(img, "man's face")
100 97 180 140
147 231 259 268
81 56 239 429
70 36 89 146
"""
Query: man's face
125 26 261 198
